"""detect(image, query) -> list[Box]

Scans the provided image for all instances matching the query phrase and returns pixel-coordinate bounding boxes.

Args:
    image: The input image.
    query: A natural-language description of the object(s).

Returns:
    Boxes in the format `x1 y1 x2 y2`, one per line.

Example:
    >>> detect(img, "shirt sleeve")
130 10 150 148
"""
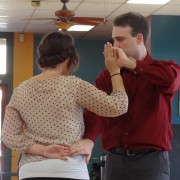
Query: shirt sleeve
83 109 102 142
2 88 35 153
133 60 180 94
76 77 128 117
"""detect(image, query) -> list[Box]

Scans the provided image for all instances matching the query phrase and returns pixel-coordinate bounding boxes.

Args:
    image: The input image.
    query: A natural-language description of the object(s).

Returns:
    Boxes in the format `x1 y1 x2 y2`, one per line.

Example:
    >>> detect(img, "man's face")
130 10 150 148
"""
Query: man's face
112 26 141 58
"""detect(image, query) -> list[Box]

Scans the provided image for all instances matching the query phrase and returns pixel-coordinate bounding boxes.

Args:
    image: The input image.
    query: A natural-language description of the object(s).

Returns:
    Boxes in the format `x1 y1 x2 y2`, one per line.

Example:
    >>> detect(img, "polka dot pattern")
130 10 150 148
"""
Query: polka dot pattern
2 75 128 167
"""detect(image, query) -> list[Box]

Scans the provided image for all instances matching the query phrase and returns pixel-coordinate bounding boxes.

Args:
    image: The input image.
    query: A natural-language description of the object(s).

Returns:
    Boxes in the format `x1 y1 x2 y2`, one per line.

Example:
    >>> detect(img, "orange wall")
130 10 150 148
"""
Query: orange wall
12 32 34 180
13 32 34 87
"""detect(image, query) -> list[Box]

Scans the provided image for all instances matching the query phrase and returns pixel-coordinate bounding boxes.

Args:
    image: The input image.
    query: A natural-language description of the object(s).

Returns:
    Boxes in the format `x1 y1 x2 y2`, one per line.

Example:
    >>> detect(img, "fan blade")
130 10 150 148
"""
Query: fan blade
20 18 57 21
72 17 107 22
71 18 106 25
71 20 99 26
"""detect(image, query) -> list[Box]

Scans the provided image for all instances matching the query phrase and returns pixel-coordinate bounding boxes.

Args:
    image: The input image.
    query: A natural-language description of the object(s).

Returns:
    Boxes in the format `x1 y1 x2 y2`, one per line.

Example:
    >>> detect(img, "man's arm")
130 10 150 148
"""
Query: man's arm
115 48 180 94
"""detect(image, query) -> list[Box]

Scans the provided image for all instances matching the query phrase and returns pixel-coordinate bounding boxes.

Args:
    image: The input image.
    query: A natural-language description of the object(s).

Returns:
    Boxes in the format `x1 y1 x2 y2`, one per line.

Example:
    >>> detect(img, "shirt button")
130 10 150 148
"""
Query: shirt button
125 132 128 136
140 68 143 72
124 145 127 148
127 118 131 121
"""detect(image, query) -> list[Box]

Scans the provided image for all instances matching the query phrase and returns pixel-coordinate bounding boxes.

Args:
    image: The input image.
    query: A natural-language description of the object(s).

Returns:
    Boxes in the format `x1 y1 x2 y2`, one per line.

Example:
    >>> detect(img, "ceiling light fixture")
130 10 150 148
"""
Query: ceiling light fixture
31 1 40 7
67 25 94 31
126 0 171 4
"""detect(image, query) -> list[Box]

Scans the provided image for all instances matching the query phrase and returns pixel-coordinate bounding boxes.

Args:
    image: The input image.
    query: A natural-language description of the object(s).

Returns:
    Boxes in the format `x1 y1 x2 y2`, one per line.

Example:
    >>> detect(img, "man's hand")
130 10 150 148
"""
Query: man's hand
69 139 94 164
115 48 137 70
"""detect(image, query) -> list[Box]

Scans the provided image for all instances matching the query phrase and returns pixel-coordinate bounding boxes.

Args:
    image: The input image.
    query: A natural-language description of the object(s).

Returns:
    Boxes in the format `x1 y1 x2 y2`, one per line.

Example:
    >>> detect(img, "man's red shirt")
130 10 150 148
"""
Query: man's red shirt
84 53 180 151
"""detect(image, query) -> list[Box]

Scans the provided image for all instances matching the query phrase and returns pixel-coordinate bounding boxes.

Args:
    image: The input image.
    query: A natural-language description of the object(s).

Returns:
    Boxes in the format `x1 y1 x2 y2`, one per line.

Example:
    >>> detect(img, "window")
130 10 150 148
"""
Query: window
0 39 7 74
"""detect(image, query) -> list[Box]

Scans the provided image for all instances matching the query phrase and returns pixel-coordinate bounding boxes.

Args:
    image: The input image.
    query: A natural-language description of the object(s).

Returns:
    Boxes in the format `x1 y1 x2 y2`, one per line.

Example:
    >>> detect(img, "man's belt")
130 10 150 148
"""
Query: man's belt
109 147 156 156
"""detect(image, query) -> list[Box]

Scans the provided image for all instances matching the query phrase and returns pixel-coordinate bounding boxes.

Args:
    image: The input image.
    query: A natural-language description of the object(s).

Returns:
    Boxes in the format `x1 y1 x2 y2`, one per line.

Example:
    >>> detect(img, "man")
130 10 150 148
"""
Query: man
71 12 180 180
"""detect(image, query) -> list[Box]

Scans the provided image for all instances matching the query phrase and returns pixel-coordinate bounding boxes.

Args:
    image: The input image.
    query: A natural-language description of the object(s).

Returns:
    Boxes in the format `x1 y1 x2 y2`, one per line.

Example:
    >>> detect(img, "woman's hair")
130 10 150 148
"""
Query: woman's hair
37 31 79 71
113 12 149 44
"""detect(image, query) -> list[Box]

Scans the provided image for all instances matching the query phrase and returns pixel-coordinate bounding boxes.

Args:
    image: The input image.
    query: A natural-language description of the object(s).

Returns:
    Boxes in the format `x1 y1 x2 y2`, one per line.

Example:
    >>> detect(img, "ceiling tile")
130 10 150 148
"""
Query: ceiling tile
0 0 180 39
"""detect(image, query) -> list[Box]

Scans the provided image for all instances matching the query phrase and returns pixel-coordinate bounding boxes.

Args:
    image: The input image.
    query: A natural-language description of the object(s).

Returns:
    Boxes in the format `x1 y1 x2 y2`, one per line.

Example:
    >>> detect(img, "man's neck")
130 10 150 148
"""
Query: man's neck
136 46 147 61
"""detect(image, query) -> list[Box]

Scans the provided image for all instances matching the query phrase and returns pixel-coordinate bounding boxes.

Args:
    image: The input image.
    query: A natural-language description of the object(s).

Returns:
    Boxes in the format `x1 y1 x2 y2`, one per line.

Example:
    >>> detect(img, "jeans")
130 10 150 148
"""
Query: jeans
105 150 170 180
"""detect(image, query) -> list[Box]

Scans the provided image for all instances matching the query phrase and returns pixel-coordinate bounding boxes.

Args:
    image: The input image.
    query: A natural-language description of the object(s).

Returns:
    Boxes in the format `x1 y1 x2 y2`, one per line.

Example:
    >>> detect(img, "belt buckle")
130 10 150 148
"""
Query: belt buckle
126 150 135 156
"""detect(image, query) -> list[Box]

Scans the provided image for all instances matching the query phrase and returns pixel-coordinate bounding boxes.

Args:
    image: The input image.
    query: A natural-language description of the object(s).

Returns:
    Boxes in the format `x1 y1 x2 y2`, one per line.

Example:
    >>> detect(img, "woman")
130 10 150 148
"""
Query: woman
2 31 128 180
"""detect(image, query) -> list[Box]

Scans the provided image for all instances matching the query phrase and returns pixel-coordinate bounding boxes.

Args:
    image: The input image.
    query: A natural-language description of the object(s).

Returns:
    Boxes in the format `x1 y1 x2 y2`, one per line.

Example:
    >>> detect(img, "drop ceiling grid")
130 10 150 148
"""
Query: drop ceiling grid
0 0 180 39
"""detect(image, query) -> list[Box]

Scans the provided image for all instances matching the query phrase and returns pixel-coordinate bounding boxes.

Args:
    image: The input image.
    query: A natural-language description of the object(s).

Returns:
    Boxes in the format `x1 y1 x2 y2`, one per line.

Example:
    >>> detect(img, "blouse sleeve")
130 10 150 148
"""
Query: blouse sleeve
2 89 35 153
75 78 128 117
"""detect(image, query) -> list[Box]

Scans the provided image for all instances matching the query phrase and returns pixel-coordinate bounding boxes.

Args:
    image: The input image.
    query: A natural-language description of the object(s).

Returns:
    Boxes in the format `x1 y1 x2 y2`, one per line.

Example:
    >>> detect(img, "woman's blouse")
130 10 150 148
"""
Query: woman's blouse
2 75 128 167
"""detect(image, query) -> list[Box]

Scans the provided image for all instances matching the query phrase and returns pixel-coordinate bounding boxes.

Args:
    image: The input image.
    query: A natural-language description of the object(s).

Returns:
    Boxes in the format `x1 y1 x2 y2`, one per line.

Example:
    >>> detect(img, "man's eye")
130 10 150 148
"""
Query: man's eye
117 38 123 42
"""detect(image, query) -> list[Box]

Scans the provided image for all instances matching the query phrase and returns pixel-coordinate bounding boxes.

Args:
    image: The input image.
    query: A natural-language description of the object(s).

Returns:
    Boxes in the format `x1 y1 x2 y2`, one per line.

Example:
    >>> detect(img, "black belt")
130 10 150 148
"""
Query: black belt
109 147 156 156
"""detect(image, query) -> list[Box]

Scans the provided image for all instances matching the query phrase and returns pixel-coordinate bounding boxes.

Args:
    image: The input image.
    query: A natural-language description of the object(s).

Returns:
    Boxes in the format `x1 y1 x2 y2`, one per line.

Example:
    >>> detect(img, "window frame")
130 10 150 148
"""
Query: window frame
0 38 7 75
0 84 7 172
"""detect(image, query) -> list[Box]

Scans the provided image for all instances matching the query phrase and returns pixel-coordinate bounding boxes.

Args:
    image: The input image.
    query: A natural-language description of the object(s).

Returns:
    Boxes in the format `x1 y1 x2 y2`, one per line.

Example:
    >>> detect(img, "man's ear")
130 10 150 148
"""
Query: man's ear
136 33 144 44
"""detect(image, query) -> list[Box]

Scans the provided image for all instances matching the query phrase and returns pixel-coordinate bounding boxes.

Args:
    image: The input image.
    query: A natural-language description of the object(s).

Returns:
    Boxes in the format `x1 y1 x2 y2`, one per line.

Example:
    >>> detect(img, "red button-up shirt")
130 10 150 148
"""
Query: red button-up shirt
83 53 180 151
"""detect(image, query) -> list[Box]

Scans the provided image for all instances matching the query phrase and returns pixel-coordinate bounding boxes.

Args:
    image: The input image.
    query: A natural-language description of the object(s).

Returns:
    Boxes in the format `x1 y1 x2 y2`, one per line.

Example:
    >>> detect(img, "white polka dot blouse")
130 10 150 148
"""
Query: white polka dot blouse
2 75 128 167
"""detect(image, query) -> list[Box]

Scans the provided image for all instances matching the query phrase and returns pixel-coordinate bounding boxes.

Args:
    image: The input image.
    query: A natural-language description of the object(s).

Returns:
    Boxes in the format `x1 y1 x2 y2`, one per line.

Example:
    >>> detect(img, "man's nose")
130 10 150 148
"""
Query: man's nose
113 41 119 48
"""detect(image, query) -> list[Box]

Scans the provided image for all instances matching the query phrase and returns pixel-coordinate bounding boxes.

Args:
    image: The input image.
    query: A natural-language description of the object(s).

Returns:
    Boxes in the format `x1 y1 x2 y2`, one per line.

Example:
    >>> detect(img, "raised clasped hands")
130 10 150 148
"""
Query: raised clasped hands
103 42 130 72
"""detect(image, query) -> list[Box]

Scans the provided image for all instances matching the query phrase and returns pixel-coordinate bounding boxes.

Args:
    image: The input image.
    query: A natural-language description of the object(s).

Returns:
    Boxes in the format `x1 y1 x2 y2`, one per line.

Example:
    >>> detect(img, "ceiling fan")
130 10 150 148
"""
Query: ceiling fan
21 0 107 31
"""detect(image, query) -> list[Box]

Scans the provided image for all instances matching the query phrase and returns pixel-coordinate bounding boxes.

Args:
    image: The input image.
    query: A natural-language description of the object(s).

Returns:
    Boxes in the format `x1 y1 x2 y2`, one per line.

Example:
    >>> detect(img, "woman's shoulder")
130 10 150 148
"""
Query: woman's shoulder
14 79 30 90
68 75 83 82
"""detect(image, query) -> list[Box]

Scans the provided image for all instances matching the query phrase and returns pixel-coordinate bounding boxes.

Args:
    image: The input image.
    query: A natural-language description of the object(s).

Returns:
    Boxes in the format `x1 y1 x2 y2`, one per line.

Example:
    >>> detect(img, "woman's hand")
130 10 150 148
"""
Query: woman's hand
42 144 70 160
104 42 120 75
104 42 136 72
26 143 70 160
